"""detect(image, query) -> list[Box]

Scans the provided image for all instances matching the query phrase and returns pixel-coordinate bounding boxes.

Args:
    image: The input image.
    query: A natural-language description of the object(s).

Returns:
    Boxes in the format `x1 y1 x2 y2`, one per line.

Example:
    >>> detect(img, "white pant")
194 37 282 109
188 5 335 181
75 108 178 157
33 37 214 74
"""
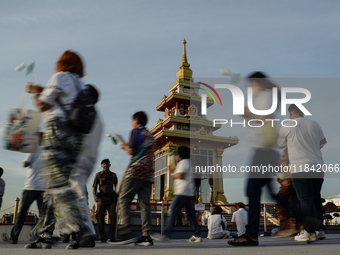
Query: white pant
70 156 96 235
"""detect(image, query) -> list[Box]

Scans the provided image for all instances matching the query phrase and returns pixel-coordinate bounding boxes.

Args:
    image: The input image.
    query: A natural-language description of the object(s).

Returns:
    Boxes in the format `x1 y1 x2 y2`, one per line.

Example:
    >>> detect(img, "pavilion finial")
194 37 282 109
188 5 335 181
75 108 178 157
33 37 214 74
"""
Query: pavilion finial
181 39 188 64
176 39 193 84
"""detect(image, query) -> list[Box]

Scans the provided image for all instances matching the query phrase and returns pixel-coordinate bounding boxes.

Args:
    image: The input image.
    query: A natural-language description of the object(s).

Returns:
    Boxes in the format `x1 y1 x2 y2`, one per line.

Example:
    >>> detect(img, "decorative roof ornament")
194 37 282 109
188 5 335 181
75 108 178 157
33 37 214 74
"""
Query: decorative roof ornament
175 39 193 84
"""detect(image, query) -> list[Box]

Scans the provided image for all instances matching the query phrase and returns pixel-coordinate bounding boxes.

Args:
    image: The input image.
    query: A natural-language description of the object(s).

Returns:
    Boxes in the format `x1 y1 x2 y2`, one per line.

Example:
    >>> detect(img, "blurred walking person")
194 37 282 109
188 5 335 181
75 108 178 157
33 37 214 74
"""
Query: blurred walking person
25 50 97 249
277 104 327 242
111 111 155 246
272 149 301 238
63 113 103 247
2 146 45 244
229 72 280 246
152 146 202 243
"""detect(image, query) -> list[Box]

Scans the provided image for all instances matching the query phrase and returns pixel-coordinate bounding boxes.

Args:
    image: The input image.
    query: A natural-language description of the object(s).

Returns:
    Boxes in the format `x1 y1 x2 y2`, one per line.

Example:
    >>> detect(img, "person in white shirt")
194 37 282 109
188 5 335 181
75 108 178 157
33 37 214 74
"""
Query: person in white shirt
152 146 201 243
26 50 97 249
2 146 45 244
207 206 229 239
231 202 248 238
277 104 326 242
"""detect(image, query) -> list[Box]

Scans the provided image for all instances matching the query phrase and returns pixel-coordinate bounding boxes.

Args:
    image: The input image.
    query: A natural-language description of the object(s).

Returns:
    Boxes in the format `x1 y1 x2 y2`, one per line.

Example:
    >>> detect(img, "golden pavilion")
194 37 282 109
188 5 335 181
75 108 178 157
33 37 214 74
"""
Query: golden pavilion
150 40 238 204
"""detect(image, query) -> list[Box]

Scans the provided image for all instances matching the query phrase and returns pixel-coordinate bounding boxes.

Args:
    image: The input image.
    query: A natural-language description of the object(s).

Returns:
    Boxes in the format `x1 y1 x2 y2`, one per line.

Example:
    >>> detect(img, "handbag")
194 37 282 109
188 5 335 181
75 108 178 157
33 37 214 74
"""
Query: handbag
3 89 41 153
221 215 226 230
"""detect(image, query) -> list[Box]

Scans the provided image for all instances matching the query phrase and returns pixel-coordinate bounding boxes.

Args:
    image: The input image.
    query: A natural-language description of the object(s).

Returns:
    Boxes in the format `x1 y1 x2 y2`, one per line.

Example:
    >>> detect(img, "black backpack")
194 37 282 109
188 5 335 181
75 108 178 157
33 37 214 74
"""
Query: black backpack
56 74 98 134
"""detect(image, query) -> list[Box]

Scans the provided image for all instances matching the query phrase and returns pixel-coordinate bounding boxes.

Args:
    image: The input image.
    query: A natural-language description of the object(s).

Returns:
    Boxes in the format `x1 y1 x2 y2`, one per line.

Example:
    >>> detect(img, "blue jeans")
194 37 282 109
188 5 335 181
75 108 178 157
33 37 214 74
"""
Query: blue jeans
164 195 201 237
246 177 273 239
245 149 279 239
291 174 324 231
11 190 43 241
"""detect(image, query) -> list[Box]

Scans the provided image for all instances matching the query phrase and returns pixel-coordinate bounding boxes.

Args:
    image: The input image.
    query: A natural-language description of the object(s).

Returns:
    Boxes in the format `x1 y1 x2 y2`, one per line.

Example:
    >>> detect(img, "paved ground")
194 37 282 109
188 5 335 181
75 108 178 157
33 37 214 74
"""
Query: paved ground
0 234 339 255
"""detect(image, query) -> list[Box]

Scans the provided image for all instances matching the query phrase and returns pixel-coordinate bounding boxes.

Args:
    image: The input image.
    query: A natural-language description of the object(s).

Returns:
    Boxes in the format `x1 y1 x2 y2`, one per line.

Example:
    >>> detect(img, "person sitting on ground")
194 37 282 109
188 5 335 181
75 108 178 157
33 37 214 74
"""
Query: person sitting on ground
207 206 229 239
231 202 248 239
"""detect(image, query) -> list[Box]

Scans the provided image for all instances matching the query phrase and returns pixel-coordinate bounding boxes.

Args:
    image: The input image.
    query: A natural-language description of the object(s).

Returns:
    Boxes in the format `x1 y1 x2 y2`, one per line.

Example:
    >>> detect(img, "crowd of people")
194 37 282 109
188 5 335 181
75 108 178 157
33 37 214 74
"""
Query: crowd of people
0 51 328 249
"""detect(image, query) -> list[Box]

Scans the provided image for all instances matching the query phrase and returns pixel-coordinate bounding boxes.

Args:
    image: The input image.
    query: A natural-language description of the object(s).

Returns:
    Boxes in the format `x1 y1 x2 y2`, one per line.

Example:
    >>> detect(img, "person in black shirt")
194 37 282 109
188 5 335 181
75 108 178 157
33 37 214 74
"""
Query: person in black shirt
92 159 118 242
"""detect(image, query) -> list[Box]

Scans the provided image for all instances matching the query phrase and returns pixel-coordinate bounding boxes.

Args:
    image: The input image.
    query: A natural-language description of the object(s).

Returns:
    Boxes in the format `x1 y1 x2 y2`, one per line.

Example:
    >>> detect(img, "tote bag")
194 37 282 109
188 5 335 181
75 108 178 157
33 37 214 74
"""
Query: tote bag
3 88 42 153
4 108 41 153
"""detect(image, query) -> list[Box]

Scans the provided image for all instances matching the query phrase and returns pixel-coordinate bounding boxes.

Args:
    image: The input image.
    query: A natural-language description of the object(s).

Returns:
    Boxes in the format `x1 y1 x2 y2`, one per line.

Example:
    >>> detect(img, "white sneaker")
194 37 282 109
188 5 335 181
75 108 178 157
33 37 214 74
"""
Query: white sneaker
307 232 317 243
294 230 317 242
187 235 202 243
316 229 326 240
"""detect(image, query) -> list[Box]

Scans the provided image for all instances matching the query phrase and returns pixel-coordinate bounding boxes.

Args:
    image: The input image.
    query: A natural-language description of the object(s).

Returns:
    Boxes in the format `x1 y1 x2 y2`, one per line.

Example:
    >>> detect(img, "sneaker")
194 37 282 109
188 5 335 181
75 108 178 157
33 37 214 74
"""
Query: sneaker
107 232 137 245
66 242 80 249
316 230 326 240
307 232 317 243
1 233 18 244
294 230 317 242
100 239 106 243
150 233 169 242
134 236 153 246
187 235 202 243
79 235 96 247
25 237 52 249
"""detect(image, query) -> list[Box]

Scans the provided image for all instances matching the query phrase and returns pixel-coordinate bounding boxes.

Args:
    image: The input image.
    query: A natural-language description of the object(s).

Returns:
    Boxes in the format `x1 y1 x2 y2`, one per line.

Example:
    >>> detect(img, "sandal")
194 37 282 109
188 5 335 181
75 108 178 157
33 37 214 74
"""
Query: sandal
228 234 259 246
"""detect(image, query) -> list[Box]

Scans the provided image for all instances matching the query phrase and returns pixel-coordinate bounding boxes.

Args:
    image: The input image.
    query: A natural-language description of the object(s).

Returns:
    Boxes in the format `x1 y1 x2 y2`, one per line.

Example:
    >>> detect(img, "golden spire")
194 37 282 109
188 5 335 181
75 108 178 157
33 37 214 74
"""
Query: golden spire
176 39 193 84
181 39 188 64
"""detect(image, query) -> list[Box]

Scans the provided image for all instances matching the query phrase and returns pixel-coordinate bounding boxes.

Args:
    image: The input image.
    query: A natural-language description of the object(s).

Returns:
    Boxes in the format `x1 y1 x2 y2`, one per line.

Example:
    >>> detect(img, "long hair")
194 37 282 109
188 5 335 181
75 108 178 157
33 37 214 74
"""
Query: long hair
247 71 281 110
212 206 223 215
56 50 85 77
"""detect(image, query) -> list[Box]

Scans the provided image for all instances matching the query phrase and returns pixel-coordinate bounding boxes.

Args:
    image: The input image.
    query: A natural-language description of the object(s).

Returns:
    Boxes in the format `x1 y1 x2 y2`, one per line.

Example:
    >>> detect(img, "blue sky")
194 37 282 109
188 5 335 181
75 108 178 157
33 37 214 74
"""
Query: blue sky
1 0 340 212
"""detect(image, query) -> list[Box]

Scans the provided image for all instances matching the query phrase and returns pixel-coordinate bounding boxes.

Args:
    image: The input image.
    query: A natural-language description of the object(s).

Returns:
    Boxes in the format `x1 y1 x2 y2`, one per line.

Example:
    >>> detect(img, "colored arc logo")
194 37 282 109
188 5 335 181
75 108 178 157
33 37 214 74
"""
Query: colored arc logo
197 82 223 106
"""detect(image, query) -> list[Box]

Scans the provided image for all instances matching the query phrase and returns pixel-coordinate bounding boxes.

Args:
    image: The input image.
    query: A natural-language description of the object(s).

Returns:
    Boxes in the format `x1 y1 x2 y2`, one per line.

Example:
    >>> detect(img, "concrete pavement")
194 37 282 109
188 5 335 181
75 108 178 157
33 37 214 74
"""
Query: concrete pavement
0 234 339 255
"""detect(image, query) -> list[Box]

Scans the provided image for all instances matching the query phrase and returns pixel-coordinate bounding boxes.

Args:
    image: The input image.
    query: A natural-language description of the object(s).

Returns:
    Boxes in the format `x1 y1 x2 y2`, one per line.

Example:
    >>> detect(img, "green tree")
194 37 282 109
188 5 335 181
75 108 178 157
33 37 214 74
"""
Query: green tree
324 214 333 225
333 212 340 225
324 202 337 213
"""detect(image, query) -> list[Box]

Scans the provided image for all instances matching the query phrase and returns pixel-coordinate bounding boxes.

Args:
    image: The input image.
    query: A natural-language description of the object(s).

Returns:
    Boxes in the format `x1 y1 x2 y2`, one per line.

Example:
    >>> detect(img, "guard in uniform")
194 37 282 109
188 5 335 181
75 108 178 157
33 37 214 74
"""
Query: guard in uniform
92 159 118 242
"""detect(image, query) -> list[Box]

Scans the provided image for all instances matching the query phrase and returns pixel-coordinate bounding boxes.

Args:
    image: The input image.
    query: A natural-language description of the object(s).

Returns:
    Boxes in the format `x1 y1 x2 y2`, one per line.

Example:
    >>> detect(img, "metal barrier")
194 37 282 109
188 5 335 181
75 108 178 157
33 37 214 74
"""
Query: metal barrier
120 201 282 231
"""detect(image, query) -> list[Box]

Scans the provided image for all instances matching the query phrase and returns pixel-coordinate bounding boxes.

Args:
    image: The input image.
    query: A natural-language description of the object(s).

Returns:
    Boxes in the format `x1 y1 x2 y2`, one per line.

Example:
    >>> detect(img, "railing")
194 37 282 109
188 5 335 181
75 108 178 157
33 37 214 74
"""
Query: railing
123 201 280 233
122 201 340 232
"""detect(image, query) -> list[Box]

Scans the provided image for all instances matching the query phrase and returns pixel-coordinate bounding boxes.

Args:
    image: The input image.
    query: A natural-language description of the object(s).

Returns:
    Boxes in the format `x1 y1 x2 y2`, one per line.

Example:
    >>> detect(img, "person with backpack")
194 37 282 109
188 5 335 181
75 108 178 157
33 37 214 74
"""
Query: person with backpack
111 111 155 246
24 50 98 249
207 206 229 239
